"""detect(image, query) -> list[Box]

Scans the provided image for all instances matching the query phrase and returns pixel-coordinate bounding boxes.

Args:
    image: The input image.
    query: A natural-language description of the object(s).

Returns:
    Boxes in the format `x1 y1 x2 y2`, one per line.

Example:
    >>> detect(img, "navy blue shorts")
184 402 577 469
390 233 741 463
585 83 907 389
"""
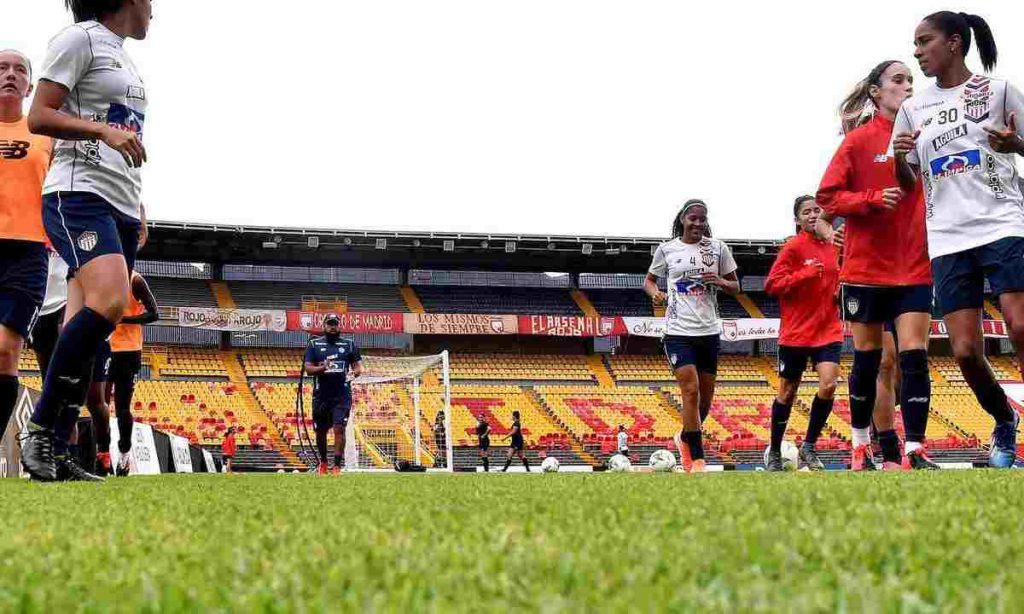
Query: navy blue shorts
841 284 933 324
777 342 842 381
0 239 47 338
932 236 1024 316
43 192 141 278
93 340 112 384
312 391 352 430
663 334 720 375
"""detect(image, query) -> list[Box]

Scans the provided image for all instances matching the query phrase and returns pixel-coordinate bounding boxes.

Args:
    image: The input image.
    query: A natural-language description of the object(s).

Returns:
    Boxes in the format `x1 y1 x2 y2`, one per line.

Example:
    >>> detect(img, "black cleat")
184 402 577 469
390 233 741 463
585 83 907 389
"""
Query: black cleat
56 457 105 482
765 450 785 472
799 443 825 471
906 449 941 470
19 426 57 482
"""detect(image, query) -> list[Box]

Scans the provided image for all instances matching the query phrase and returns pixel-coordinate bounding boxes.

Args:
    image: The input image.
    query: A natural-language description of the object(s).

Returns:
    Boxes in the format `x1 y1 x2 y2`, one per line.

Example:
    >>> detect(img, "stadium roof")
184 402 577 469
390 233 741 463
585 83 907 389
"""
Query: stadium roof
147 220 784 274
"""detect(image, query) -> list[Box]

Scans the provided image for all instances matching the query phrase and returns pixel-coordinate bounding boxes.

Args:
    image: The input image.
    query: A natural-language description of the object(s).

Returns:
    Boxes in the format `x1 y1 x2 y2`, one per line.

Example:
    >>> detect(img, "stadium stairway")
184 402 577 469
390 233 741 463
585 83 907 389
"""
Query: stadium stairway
219 350 302 468
735 293 764 318
586 355 615 388
400 286 425 313
210 281 236 309
523 386 599 466
570 290 599 317
984 300 1003 321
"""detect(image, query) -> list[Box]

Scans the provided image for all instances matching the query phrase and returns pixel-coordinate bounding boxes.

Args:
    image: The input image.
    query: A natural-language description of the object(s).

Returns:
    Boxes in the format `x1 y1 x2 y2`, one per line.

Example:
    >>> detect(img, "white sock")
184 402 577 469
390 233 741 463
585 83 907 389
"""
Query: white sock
905 441 923 454
851 427 871 447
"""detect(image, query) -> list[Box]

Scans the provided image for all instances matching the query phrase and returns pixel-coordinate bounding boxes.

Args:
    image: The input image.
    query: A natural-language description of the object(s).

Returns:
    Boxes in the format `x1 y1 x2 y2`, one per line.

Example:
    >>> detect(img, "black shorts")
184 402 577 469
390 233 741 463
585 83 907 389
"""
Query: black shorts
93 340 112 384
479 437 490 451
511 437 524 451
312 394 352 431
663 334 720 375
109 350 143 383
841 284 932 324
43 192 141 278
932 236 1024 316
0 239 47 338
777 343 842 381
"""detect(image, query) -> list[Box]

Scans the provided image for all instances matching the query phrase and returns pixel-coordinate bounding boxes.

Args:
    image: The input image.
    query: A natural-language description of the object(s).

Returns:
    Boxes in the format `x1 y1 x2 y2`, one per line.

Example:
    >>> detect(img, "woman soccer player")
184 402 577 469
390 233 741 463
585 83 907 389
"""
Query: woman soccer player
817 59 938 471
222 426 237 474
764 196 842 471
23 0 153 481
644 200 740 473
101 271 157 475
476 415 491 472
501 410 530 472
892 12 1024 467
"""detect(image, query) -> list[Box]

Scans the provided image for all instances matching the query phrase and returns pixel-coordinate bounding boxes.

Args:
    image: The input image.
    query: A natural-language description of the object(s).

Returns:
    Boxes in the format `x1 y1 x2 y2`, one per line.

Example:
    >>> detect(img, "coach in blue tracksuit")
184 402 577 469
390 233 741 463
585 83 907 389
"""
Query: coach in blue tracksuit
304 314 363 474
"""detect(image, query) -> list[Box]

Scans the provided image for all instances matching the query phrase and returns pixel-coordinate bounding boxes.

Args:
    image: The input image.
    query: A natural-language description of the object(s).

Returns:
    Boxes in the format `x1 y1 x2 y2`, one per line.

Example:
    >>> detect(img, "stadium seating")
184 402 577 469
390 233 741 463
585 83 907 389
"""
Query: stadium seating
228 281 406 311
240 348 303 378
146 277 218 307
536 386 682 452
583 289 654 316
747 292 779 317
414 286 582 315
450 354 594 382
718 293 750 319
158 347 229 378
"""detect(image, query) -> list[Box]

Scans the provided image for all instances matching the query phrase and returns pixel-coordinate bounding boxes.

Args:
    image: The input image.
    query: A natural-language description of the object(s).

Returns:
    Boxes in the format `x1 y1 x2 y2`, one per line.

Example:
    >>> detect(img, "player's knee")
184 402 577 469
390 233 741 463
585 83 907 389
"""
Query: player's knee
818 379 838 400
778 383 798 405
1007 317 1024 345
951 338 984 365
0 346 19 376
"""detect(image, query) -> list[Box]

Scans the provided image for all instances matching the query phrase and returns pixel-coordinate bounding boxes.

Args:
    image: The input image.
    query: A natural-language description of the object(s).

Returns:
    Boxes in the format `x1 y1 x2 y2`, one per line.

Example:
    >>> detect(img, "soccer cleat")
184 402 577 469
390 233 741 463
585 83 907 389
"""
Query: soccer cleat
331 465 342 476
56 457 105 482
798 443 825 471
689 459 706 473
989 411 1020 469
905 448 940 470
116 452 132 477
882 461 906 471
764 450 785 472
19 425 57 482
850 445 877 471
673 431 693 472
96 452 112 476
317 462 328 476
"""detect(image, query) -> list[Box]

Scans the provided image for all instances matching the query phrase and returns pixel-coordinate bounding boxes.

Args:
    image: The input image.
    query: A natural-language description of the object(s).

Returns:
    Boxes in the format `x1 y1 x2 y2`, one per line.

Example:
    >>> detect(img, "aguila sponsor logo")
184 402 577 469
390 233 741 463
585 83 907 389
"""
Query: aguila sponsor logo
931 124 967 151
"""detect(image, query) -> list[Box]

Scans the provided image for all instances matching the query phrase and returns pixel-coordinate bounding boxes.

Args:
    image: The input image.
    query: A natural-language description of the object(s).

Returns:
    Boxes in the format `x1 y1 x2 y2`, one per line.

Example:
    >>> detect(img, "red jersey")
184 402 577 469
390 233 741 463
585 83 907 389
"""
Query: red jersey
765 231 843 348
816 114 931 286
222 434 237 457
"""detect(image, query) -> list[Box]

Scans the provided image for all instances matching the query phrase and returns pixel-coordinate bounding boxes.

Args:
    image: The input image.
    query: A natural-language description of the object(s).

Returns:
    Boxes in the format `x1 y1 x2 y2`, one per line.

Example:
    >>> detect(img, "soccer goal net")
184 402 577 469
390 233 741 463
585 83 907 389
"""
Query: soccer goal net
303 351 453 472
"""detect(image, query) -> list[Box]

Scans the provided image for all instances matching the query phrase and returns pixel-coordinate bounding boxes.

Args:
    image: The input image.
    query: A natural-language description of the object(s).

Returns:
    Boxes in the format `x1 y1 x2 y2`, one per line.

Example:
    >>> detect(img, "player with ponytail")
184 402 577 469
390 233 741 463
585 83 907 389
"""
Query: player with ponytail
892 12 1024 468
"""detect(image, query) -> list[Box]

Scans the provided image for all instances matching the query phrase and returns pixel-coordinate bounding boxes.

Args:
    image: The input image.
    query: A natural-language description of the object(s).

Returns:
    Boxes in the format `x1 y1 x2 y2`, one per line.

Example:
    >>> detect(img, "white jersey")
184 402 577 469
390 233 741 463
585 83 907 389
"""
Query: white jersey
648 237 737 337
40 21 146 219
617 431 628 452
892 75 1024 259
40 251 69 316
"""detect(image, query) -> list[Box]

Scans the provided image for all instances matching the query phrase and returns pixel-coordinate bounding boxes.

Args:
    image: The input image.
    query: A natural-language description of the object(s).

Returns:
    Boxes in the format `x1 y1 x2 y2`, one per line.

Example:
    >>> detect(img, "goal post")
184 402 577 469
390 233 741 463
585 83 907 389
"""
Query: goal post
344 351 452 472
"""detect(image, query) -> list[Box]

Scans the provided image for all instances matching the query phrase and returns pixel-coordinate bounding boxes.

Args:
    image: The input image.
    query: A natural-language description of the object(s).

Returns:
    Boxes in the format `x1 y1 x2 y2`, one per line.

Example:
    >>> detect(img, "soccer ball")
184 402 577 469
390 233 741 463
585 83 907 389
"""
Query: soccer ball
541 457 560 473
608 454 632 472
649 449 677 472
763 440 800 471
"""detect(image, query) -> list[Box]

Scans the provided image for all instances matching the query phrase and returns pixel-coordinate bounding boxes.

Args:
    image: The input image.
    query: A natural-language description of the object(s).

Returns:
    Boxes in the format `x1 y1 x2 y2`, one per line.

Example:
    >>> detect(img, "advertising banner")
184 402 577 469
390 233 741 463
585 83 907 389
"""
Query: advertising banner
287 311 404 334
0 387 35 478
403 313 518 335
178 307 287 332
169 434 194 473
110 421 162 475
518 315 621 337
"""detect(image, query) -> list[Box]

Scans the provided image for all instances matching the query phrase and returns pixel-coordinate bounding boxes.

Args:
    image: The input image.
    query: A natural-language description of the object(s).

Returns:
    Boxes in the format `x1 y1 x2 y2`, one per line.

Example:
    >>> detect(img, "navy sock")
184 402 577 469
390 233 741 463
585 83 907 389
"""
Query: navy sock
804 395 834 445
699 404 710 424
770 400 792 453
333 454 342 467
114 372 136 453
0 375 17 437
30 308 114 429
878 429 901 463
958 357 1014 424
850 349 883 430
683 430 704 460
522 456 530 471
899 349 931 444
482 457 489 471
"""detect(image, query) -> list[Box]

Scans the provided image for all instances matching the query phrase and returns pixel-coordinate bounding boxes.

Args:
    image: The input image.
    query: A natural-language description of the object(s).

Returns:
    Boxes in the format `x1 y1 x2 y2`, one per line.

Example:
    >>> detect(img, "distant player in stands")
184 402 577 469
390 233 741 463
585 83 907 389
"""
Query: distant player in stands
817 59 938 470
222 426 237 473
501 410 530 472
101 271 158 475
304 314 363 475
22 0 153 482
645 200 739 473
764 196 842 471
0 49 52 445
892 11 1024 467
476 415 490 471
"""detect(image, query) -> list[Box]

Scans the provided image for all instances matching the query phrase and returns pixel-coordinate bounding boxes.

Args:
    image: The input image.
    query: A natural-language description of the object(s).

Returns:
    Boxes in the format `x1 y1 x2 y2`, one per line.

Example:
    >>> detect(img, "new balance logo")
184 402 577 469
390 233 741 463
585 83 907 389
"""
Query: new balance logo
57 376 82 385
0 140 29 160
850 395 867 402
908 397 930 403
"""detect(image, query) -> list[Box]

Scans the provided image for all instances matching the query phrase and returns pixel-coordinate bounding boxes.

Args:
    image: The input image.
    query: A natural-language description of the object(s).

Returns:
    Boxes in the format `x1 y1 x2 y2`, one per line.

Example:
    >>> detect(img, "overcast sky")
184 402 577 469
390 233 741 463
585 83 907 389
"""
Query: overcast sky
6 1 1023 240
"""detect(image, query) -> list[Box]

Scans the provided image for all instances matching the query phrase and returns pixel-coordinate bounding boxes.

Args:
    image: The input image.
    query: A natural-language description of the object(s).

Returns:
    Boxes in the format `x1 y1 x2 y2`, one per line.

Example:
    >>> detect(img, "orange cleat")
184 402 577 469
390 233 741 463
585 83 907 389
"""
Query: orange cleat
96 452 112 475
882 461 906 471
689 459 706 473
673 432 693 472
851 445 877 471
317 462 328 476
331 465 342 476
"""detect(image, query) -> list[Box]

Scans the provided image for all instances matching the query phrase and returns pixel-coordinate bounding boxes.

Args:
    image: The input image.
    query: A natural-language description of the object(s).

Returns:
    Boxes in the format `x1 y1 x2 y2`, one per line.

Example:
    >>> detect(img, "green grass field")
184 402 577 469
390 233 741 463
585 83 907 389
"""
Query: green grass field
1 471 1023 612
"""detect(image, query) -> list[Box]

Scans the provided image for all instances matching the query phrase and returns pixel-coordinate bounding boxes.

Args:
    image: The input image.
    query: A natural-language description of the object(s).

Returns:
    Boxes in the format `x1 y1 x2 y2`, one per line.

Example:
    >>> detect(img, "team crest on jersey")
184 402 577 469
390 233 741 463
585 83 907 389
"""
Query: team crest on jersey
962 76 993 123
77 231 98 252
698 242 716 268
846 297 859 316
930 149 982 180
